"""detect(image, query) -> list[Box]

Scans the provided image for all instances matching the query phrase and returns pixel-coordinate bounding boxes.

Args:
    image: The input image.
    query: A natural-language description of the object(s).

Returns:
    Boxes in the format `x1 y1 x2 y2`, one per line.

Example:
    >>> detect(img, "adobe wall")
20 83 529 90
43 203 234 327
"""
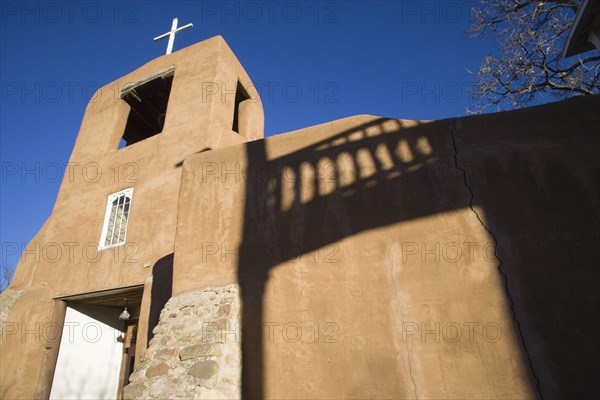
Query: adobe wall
0 36 264 399
146 94 598 398
8 35 263 301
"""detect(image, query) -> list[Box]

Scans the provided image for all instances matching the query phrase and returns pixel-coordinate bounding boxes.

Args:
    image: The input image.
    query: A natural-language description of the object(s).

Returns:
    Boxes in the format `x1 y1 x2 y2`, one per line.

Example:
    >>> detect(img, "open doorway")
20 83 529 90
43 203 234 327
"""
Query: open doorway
50 287 143 400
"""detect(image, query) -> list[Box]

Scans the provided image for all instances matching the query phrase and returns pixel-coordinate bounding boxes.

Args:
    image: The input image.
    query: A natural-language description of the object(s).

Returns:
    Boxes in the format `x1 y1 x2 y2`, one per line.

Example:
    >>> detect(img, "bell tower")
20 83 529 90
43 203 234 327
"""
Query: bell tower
66 35 263 163
2 35 263 400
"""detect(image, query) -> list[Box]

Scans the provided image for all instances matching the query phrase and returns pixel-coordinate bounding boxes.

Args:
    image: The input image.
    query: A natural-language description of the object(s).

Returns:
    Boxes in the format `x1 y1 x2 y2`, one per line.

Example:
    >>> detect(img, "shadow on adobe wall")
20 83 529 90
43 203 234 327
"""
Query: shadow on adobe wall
456 96 600 399
237 95 599 399
236 117 477 398
148 253 173 344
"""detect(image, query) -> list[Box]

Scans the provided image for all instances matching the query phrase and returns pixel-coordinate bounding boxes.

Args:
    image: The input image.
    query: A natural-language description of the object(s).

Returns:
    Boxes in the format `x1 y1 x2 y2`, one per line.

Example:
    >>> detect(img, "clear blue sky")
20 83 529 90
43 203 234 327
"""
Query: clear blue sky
0 1 493 273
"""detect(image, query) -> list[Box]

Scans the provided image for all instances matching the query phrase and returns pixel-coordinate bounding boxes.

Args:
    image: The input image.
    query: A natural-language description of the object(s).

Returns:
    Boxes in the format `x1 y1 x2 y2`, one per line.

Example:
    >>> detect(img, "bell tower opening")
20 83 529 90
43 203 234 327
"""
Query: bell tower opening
232 80 250 134
119 68 175 148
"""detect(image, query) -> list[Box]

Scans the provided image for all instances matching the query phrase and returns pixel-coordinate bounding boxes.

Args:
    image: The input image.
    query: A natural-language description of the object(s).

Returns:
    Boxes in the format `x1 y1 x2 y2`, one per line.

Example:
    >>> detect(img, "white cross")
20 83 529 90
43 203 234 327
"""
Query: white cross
154 18 193 55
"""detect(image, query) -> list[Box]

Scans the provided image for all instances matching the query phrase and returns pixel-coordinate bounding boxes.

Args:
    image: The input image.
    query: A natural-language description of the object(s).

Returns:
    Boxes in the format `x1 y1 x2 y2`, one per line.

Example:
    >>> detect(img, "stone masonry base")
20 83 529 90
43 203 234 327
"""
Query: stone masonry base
124 285 241 399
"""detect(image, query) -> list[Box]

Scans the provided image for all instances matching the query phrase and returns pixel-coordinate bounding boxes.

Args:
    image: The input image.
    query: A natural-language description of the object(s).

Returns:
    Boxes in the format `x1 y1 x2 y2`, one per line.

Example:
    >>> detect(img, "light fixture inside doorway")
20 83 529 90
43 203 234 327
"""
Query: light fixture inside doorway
119 298 130 321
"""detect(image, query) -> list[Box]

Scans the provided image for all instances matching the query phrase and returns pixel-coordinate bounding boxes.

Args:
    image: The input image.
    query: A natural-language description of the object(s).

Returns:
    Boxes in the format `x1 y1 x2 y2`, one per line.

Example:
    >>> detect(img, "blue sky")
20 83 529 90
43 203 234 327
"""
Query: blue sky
0 1 493 275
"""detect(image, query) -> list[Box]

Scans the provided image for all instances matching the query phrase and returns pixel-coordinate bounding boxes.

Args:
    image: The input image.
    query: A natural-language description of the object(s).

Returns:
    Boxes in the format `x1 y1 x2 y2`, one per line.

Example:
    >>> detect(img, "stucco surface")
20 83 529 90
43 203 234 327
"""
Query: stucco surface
1 287 59 398
1 36 263 400
173 95 599 399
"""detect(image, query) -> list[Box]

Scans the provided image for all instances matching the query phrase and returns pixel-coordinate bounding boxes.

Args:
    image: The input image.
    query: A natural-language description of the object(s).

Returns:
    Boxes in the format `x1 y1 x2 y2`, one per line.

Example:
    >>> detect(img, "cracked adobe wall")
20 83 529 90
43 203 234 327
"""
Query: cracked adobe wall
451 96 600 399
127 95 598 398
171 113 536 399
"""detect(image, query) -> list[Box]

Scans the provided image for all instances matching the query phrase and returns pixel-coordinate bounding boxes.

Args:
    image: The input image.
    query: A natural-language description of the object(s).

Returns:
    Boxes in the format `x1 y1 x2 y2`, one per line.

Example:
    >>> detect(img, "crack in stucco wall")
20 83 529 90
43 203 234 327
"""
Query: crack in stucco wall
448 118 544 399
404 336 419 398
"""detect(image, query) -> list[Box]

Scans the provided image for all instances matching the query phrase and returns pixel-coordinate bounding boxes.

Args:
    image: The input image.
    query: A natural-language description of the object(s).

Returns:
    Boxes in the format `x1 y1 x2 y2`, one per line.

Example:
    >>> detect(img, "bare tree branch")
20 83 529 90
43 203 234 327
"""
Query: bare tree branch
467 0 599 113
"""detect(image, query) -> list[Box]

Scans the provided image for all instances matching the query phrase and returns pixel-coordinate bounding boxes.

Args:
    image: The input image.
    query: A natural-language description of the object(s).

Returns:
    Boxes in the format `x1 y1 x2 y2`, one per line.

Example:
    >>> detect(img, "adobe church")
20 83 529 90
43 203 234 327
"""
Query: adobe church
1 34 598 399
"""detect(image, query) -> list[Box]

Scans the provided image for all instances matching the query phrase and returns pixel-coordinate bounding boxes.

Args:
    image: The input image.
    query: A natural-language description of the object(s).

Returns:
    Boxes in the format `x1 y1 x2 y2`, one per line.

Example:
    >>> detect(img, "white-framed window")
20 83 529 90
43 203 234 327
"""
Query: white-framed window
99 188 133 250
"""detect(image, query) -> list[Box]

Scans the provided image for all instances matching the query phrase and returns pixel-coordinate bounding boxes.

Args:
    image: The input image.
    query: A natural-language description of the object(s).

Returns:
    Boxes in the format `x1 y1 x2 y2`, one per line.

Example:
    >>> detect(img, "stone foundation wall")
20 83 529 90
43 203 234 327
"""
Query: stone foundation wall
124 285 241 399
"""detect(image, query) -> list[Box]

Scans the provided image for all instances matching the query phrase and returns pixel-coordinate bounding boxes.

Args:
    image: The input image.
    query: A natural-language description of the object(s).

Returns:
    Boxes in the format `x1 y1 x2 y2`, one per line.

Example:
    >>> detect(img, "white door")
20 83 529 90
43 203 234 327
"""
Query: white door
50 306 123 399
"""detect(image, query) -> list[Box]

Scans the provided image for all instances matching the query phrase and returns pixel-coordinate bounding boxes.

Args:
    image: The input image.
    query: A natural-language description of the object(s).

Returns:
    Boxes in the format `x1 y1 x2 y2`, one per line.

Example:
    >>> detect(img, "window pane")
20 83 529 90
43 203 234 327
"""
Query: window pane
100 190 133 249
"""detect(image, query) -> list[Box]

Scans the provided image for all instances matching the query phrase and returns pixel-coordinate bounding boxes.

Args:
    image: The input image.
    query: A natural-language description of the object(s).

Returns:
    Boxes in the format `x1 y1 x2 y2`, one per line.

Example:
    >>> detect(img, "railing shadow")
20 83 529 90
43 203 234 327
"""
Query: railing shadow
237 117 469 398
236 99 600 399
